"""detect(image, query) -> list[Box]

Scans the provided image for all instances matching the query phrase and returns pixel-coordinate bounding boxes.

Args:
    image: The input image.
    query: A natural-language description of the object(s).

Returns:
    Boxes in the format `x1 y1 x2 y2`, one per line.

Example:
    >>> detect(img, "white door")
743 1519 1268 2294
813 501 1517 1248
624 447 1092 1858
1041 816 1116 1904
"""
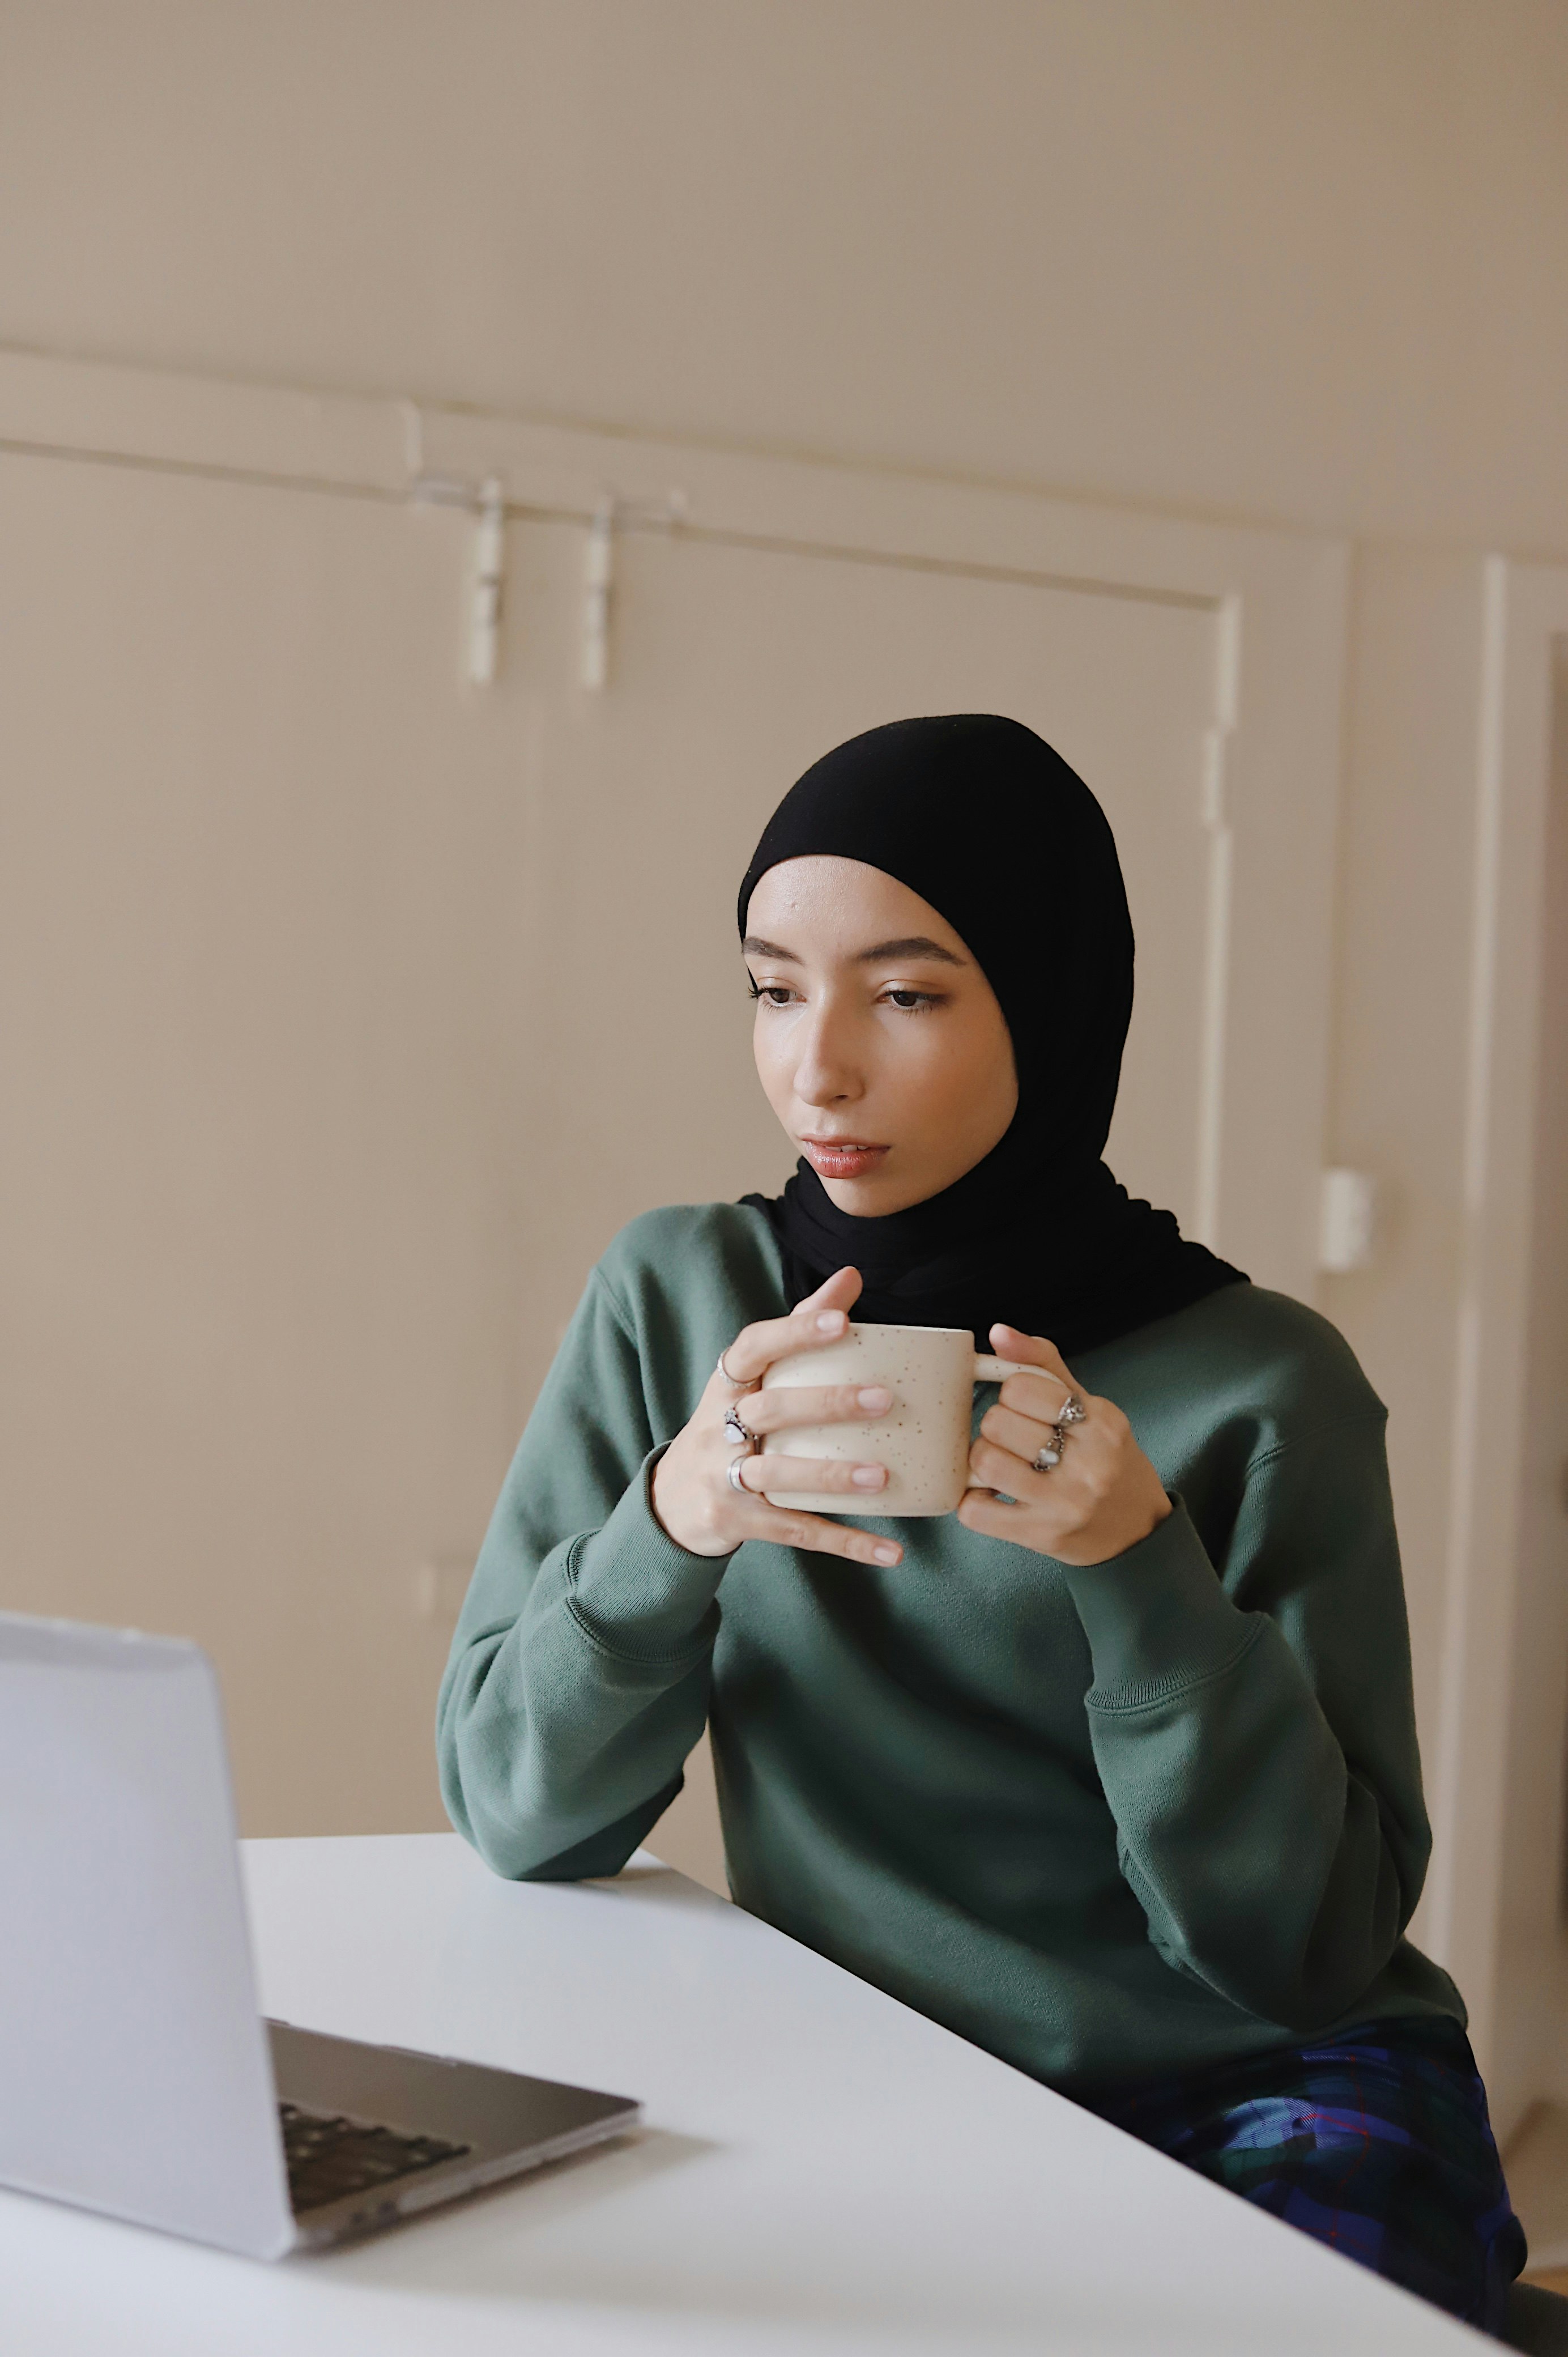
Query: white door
0 448 536 1835
0 371 1345 1849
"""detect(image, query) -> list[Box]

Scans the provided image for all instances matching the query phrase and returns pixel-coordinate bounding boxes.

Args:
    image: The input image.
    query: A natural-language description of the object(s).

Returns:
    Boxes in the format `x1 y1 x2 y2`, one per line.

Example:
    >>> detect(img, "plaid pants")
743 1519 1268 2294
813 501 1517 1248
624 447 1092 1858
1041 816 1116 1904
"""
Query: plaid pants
1081 2016 1526 2334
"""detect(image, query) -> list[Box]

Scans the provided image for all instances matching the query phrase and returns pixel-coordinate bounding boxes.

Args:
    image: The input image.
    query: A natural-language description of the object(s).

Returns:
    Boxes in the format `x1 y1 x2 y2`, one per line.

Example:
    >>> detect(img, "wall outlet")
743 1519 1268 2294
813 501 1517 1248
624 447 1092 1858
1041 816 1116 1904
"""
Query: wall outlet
1319 1168 1378 1274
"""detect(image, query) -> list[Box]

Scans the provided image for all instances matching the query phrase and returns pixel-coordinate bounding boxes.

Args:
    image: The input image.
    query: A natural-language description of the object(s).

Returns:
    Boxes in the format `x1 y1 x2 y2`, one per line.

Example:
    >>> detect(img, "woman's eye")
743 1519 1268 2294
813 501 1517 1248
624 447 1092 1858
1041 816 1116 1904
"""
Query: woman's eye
884 988 939 1011
750 983 796 1007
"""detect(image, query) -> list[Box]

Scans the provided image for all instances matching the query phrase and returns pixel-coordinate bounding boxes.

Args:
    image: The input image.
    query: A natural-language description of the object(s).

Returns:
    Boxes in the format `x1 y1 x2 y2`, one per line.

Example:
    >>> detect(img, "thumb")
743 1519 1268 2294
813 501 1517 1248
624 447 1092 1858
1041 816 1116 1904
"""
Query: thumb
809 1265 863 1313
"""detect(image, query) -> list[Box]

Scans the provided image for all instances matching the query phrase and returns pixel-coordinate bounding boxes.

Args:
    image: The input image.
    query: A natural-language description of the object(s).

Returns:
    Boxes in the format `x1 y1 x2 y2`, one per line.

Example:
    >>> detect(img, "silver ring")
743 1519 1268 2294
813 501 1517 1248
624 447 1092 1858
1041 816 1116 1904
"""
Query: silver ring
726 1454 752 1495
715 1347 757 1393
1032 1420 1074 1473
1055 1393 1087 1425
722 1403 759 1449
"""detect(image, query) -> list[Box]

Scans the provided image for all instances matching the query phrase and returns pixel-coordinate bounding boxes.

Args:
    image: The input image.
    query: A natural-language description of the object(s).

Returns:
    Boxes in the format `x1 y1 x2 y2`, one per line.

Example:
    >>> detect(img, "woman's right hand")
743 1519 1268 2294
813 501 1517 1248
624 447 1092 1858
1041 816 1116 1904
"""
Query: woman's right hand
650 1268 904 1568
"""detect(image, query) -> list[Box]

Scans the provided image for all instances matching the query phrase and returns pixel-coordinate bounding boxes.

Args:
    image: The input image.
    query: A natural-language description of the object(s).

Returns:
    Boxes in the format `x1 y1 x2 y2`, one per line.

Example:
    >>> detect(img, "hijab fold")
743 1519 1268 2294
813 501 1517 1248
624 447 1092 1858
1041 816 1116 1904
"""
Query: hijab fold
738 714 1246 1357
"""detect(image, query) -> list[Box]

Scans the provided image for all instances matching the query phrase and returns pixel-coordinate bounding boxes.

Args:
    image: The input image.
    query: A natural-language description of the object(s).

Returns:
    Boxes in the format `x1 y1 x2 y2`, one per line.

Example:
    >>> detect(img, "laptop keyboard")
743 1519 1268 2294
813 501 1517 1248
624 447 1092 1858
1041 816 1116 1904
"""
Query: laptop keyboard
280 2100 472 2213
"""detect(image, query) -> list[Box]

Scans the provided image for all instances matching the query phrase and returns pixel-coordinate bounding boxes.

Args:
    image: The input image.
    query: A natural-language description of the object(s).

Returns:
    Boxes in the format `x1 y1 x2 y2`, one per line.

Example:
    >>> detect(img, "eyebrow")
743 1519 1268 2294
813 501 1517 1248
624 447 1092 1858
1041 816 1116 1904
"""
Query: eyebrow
742 933 966 968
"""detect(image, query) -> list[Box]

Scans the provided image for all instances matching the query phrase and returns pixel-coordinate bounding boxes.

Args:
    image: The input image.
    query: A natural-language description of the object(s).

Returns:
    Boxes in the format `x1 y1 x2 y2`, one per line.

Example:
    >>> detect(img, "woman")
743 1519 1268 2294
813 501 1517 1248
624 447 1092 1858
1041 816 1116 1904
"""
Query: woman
440 714 1523 2330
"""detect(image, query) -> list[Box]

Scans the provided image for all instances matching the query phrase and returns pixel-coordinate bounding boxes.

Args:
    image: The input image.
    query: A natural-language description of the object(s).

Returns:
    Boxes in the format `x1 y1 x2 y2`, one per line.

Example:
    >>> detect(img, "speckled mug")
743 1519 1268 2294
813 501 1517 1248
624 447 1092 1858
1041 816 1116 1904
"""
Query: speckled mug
760 1321 1030 1517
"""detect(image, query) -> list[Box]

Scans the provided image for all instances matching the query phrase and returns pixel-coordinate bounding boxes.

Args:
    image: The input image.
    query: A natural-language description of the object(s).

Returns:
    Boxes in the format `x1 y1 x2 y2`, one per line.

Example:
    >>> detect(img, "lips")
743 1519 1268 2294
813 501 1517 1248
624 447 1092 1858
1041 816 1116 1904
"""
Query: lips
801 1138 891 1181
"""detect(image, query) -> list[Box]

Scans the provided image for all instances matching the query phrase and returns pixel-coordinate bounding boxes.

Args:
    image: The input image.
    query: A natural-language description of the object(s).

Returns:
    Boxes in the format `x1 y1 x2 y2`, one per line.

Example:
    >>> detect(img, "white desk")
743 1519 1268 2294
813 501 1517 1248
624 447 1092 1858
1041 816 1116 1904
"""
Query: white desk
5 1833 1479 2354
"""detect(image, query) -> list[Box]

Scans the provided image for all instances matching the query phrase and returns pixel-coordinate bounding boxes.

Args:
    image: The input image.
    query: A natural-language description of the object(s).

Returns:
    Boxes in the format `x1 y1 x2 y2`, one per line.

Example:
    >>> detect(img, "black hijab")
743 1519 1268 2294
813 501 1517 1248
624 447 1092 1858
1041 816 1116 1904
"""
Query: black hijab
738 714 1246 1356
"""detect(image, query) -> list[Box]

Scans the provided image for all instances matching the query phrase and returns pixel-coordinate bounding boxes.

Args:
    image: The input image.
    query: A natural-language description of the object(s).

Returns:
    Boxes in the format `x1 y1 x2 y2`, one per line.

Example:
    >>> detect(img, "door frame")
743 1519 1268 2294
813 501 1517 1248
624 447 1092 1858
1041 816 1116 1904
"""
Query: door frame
1423 558 1568 2134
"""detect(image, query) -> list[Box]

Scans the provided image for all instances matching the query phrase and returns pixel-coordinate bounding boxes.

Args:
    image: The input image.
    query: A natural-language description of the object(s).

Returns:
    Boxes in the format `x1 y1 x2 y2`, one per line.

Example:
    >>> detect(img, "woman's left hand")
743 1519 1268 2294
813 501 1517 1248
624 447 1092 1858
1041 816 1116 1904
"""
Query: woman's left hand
957 1324 1173 1567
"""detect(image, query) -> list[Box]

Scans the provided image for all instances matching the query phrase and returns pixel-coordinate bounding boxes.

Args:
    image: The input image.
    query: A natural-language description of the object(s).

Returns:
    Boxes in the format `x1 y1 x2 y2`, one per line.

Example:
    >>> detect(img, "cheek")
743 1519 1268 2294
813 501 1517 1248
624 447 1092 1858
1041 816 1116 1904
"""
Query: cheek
919 1021 1016 1139
752 1015 792 1106
915 1024 998 1111
962 1016 1019 1124
866 1029 977 1143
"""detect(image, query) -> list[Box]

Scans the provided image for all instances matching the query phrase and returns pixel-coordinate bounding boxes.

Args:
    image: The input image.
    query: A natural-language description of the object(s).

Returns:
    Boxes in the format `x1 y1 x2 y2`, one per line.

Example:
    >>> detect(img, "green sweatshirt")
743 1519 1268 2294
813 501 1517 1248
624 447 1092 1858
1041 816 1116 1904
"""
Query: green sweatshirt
438 1202 1463 2091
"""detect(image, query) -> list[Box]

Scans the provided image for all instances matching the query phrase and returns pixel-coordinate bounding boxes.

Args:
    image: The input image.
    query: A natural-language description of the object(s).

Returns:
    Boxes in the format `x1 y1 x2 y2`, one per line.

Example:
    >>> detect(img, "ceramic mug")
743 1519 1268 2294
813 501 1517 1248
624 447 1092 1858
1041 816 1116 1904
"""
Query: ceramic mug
759 1320 1035 1518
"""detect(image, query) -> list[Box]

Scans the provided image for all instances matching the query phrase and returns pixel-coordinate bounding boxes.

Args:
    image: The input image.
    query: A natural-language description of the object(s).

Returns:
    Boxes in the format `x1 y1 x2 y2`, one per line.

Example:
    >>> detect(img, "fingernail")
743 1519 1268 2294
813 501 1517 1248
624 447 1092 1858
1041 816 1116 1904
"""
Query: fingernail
816 1310 845 1334
857 1385 892 1410
851 1465 886 1490
873 1542 900 1564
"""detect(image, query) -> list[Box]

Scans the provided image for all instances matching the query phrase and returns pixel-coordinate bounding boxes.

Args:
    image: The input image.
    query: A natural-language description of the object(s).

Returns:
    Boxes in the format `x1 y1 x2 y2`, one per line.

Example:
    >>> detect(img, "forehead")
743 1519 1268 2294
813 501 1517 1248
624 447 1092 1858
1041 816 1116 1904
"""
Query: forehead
743 856 968 959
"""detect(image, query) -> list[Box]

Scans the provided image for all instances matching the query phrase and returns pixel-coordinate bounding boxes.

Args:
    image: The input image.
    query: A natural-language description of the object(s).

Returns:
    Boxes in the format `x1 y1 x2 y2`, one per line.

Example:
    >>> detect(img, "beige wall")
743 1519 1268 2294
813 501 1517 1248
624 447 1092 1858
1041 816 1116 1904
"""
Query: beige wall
3 3 1567 1975
4 0 1568 546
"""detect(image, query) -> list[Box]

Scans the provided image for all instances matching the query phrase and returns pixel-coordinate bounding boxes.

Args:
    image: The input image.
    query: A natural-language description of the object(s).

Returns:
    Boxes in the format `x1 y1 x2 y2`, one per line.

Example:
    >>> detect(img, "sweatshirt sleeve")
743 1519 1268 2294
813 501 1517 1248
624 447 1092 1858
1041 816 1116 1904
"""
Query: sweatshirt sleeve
1059 1410 1432 2031
437 1265 726 1881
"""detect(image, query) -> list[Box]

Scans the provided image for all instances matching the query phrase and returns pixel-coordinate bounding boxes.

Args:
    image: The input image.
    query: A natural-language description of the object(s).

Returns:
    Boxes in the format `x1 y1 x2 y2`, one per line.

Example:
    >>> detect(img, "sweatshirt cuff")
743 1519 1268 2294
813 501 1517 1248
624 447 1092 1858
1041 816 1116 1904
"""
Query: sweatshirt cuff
565 1448 727 1665
1059 1497 1256 1709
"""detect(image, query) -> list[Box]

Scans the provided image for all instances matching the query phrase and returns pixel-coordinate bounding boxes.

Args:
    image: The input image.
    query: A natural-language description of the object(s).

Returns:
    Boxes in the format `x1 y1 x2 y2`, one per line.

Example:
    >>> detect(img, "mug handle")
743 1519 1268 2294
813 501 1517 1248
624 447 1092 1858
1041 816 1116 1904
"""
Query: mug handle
973 1354 1074 1410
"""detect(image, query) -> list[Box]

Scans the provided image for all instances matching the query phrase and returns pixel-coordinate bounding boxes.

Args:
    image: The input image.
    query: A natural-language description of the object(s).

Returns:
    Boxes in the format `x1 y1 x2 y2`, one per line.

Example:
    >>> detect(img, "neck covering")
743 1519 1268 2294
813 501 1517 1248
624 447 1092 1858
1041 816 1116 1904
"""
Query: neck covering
738 713 1246 1355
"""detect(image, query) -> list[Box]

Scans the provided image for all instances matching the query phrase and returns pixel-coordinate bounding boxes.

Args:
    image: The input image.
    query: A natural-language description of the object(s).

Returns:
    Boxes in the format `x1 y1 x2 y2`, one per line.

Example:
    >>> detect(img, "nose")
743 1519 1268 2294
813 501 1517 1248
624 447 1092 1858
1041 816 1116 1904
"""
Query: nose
791 998 864 1110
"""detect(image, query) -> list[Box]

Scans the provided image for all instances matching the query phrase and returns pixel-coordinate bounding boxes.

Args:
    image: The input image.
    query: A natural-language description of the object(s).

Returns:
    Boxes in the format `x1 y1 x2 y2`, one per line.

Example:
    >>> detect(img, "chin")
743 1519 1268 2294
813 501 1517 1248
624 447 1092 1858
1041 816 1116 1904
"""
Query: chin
821 1171 923 1217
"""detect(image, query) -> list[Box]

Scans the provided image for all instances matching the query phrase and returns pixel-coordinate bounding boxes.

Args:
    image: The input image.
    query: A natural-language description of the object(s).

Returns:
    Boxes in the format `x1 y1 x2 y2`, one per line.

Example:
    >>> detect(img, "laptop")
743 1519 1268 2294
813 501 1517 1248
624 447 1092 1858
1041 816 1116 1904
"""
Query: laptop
0 1610 640 2256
